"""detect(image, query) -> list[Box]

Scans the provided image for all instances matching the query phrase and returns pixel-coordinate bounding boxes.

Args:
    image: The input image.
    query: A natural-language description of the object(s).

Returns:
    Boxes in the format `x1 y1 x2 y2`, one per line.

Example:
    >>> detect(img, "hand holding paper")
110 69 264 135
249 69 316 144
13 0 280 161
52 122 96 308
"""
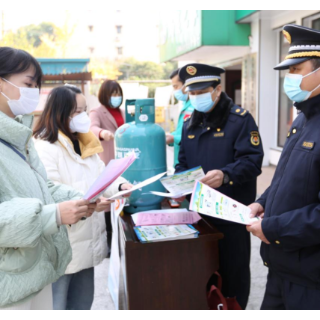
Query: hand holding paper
190 180 261 225
200 170 224 189
151 166 205 198
107 172 167 200
119 183 134 198
95 197 115 212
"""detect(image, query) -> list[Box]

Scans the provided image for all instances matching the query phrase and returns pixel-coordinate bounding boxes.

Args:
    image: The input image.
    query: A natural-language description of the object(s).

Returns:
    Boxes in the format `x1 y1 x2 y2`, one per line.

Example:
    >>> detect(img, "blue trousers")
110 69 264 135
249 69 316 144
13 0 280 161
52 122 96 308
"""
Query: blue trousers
52 267 94 310
261 270 320 310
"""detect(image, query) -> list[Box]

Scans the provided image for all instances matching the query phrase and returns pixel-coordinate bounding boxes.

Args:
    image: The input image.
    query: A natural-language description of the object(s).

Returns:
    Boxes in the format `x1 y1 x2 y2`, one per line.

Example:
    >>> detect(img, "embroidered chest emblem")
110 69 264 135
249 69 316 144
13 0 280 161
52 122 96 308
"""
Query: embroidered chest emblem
302 141 314 150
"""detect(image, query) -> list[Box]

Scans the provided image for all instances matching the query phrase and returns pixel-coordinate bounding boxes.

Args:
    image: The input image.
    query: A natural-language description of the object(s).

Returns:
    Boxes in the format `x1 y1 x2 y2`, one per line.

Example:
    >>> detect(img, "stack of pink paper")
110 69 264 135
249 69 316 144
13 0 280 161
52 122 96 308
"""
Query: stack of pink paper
84 153 135 202
131 209 202 226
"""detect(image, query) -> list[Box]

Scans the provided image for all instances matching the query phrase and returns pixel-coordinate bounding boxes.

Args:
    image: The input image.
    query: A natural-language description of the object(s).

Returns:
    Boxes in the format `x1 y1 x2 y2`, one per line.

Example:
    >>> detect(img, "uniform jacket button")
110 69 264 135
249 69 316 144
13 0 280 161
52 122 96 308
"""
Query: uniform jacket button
292 128 297 134
207 127 210 130
275 240 280 244
264 262 268 266
229 181 233 185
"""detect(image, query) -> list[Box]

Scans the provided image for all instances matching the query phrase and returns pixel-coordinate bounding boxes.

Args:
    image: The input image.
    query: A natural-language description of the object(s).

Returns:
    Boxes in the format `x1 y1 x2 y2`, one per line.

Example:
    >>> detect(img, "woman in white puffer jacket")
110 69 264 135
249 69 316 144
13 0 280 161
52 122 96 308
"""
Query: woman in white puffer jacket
33 85 132 310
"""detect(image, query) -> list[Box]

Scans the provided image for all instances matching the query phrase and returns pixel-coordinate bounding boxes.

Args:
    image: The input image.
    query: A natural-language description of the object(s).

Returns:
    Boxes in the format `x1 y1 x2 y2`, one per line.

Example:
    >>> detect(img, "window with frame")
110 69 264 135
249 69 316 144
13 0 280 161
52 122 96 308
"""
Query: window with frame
302 12 320 30
312 17 320 30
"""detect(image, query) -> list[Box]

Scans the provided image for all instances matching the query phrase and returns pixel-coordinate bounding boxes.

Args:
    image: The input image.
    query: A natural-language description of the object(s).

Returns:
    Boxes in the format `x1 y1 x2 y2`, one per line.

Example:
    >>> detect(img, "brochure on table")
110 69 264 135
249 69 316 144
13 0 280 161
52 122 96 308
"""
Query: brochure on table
134 224 199 243
132 208 201 226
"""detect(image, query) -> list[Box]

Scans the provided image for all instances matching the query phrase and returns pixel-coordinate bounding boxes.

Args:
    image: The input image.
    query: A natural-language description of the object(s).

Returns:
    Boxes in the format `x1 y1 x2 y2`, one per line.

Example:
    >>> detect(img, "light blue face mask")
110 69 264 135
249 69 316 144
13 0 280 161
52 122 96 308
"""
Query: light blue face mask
284 67 320 103
174 88 188 102
110 96 122 108
189 90 216 113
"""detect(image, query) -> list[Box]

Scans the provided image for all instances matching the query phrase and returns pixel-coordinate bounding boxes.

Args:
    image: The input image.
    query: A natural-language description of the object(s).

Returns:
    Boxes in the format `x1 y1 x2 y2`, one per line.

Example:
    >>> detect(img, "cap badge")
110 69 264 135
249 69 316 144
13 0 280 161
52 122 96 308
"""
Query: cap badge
186 66 197 76
283 30 291 44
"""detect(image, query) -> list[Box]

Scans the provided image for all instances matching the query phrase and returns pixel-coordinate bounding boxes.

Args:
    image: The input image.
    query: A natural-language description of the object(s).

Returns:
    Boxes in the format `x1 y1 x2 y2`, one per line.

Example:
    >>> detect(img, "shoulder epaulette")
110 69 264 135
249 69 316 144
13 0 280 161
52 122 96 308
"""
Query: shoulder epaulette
230 106 248 117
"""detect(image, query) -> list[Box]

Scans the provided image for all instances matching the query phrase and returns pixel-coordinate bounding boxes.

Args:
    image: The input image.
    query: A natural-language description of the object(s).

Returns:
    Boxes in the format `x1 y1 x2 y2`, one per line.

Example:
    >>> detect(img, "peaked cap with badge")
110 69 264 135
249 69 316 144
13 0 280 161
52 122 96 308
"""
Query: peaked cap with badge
275 24 320 70
254 24 320 310
179 63 225 91
175 66 264 311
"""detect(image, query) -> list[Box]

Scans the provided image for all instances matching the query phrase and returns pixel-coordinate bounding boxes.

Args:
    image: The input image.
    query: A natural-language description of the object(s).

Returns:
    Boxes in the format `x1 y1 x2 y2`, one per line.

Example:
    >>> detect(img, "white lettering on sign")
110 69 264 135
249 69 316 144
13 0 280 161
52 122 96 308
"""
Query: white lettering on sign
116 147 142 159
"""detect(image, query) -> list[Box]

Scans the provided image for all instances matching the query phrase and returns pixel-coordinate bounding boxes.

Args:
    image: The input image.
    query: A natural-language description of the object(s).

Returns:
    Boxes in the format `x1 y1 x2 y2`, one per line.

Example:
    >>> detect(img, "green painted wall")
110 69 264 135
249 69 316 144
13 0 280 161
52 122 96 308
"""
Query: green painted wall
235 10 257 22
159 10 251 62
202 11 251 46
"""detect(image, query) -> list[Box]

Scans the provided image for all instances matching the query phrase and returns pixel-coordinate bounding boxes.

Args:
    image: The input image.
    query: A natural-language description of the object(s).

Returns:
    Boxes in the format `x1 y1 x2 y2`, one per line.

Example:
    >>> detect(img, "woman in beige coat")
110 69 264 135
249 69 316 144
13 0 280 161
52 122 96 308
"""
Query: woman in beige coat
89 80 125 255
34 85 132 309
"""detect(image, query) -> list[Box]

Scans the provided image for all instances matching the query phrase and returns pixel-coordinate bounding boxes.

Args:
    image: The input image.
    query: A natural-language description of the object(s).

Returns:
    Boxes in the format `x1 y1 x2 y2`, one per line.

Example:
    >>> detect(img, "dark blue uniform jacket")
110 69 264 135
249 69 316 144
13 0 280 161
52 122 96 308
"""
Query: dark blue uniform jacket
176 92 264 222
257 94 320 288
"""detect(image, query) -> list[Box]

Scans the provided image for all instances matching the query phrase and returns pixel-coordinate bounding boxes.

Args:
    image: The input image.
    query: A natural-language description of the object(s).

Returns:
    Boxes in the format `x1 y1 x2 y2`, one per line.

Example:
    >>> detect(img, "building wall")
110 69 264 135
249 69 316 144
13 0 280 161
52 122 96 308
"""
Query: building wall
163 10 320 166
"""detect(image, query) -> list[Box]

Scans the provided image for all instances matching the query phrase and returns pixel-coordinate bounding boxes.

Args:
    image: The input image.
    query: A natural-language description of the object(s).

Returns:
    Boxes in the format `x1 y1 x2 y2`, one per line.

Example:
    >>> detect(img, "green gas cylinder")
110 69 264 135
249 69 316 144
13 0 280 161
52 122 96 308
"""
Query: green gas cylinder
115 98 167 213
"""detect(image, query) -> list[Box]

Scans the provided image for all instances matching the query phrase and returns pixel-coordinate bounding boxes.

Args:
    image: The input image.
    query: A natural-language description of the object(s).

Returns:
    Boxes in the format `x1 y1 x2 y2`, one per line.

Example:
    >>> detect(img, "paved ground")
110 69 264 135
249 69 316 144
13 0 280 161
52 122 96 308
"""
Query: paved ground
92 166 276 310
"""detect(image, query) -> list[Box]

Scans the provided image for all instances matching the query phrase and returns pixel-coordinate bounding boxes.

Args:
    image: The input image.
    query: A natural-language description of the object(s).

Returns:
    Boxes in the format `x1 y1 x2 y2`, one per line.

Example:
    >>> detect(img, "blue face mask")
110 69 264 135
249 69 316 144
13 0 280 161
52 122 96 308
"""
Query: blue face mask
284 67 320 103
174 88 188 102
189 90 216 113
110 96 122 108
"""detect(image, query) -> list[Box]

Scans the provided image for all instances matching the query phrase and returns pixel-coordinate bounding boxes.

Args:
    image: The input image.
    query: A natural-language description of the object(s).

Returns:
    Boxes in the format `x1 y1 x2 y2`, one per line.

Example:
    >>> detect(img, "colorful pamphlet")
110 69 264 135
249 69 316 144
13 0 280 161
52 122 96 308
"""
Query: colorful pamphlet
84 152 135 203
131 208 202 226
151 166 205 198
189 181 260 225
134 224 199 243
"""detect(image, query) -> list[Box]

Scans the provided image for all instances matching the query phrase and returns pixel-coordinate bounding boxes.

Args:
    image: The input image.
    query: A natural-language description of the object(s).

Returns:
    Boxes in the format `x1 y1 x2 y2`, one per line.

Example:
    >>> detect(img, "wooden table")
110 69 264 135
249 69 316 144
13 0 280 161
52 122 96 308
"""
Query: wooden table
118 204 224 310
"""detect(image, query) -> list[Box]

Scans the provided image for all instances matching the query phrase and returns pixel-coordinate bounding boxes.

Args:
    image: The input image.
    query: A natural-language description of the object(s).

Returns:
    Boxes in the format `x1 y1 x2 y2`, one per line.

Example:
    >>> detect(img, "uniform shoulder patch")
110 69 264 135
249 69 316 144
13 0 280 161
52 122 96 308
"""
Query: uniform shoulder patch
250 131 260 146
230 106 248 117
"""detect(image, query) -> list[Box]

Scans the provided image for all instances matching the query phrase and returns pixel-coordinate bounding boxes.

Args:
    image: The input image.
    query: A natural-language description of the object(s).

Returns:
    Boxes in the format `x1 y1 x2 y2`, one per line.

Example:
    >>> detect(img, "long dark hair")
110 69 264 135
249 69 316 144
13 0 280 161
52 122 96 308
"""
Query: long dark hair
98 79 123 108
33 86 78 143
0 47 42 88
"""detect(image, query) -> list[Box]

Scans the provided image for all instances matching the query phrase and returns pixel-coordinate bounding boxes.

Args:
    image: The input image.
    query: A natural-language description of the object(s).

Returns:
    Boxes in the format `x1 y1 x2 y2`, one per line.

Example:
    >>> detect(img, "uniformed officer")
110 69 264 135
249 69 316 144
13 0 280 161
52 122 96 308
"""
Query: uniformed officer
175 63 264 309
247 24 320 310
166 68 195 167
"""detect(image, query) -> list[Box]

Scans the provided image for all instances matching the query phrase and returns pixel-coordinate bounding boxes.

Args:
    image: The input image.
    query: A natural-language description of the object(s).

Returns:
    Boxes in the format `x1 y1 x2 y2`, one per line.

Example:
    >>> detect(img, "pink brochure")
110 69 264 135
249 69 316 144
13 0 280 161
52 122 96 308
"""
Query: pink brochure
132 209 202 226
84 153 135 202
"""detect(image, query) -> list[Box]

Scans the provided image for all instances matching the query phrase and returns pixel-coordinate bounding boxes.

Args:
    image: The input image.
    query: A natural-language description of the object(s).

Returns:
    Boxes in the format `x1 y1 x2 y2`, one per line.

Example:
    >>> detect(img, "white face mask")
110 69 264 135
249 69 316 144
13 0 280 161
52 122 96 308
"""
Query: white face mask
1 78 40 116
69 112 91 133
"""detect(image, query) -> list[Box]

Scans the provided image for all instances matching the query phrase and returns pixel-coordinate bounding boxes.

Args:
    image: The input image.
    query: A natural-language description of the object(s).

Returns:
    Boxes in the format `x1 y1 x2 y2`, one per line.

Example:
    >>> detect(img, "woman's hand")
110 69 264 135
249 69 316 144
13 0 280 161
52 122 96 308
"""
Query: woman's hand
166 133 174 145
100 130 114 141
95 197 114 212
173 195 186 203
120 183 133 198
59 199 97 225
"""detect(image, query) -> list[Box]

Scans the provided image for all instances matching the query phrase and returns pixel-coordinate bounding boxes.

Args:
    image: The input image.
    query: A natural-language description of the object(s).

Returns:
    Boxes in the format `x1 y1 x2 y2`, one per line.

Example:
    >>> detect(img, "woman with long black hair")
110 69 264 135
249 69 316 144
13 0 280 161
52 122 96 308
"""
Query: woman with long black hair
34 84 132 310
0 48 95 309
